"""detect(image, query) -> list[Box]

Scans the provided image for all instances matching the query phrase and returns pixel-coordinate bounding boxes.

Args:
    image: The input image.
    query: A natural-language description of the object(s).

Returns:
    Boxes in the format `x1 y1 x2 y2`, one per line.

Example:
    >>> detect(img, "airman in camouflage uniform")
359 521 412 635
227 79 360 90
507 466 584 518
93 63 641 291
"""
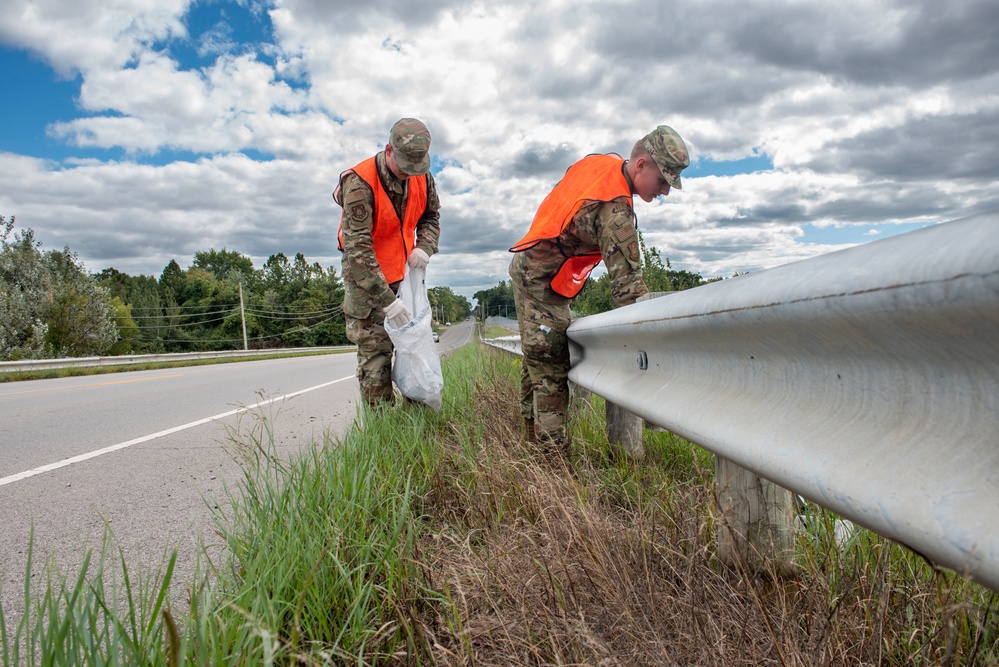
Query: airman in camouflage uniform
335 119 441 407
509 125 690 451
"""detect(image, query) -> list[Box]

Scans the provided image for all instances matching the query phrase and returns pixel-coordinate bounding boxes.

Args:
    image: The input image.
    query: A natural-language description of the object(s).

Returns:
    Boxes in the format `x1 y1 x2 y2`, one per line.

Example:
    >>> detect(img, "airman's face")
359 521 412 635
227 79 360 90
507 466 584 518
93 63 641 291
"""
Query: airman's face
633 156 671 203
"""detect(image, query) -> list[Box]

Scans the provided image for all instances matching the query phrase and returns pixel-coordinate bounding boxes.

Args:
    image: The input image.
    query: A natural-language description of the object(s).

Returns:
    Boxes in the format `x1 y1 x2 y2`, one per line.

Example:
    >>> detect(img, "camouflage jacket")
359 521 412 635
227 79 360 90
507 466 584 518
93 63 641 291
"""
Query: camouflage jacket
509 198 649 307
338 151 441 318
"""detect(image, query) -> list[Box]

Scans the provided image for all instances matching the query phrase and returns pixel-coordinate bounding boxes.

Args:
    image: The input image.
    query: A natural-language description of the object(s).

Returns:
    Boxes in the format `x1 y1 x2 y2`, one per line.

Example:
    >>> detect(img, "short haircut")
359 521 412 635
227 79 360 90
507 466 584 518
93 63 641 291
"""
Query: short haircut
630 139 651 160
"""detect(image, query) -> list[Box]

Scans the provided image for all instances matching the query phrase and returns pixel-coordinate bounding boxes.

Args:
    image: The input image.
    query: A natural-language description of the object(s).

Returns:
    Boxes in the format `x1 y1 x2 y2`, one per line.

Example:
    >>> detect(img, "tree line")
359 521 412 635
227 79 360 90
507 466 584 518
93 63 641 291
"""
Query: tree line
3 212 704 361
1 215 471 361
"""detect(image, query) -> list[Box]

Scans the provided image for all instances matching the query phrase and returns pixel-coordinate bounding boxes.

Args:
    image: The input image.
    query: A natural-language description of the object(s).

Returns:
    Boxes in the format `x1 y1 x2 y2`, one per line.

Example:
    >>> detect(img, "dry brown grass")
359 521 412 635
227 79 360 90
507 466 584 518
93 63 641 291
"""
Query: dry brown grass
409 349 997 667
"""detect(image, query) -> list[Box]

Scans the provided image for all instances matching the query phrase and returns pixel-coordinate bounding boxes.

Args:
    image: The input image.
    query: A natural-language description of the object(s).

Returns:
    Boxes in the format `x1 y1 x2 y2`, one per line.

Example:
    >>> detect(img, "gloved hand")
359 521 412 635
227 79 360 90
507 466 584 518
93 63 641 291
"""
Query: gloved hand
384 298 412 328
407 247 430 269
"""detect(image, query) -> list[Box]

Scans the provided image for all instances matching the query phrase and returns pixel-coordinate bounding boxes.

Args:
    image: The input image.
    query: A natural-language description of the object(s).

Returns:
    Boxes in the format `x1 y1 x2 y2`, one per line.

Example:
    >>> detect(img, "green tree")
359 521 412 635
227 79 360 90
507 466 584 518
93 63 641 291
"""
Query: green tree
42 247 118 356
473 280 515 320
95 270 161 354
272 258 346 347
573 274 615 316
88 249 353 352
261 253 290 294
639 232 704 293
191 248 255 285
0 216 49 359
159 260 186 304
96 267 131 302
1 216 117 359
106 297 138 355
126 275 167 352
428 286 471 324
170 268 236 351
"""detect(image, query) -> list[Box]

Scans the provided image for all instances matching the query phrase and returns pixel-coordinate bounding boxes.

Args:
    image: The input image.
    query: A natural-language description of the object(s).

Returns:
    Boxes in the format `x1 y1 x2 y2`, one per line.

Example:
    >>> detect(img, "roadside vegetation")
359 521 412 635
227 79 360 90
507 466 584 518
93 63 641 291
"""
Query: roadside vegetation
2 343 996 665
481 324 516 339
1 214 471 362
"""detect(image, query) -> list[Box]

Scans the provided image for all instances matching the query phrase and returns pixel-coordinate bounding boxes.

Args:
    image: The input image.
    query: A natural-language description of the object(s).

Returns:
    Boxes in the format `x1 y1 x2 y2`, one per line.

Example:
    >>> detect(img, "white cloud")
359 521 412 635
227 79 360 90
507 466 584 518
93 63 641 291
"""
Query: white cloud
0 0 189 74
2 0 998 302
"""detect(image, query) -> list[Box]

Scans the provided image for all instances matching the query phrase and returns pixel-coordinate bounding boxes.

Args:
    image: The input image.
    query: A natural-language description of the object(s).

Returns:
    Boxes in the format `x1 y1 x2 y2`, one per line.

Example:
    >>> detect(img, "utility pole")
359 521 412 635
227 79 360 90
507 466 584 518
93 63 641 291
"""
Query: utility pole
239 282 248 351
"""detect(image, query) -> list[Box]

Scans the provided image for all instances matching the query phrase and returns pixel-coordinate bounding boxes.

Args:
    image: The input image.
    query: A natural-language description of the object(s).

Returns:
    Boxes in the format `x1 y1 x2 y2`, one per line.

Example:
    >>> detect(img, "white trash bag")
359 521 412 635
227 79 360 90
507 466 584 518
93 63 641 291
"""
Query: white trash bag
384 265 444 410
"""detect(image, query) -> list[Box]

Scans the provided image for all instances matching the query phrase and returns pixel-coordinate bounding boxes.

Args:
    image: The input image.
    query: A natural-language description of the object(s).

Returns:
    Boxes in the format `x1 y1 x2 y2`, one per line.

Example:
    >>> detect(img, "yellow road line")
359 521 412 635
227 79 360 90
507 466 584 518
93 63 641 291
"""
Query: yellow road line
0 373 187 398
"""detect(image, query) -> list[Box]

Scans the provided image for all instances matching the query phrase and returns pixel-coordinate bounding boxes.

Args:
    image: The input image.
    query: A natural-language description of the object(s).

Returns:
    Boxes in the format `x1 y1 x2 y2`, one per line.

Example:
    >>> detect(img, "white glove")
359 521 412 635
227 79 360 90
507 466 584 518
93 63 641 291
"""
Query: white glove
384 298 412 328
407 247 430 269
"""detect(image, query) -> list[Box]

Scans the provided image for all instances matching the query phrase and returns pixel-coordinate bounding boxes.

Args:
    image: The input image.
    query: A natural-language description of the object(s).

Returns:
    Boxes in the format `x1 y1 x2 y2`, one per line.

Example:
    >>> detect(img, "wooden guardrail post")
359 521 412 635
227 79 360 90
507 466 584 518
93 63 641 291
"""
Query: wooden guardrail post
606 400 644 460
628 292 795 572
573 385 644 460
716 456 797 575
600 291 676 461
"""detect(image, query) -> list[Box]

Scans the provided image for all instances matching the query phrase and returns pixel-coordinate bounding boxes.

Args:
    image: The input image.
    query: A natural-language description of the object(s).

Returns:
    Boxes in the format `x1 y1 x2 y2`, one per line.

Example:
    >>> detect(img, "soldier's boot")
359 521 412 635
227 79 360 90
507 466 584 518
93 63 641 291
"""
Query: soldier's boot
536 425 568 458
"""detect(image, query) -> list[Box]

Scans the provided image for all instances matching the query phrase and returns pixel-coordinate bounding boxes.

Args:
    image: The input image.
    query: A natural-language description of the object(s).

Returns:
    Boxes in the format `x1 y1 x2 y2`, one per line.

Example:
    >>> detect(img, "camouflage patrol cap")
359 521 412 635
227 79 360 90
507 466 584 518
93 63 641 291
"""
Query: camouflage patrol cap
389 118 432 176
642 125 690 189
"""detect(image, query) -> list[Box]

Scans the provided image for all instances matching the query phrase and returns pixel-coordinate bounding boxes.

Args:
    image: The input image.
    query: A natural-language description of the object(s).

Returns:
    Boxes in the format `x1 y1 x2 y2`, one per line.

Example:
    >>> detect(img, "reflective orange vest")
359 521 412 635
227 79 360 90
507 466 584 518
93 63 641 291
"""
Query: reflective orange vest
510 153 633 297
337 156 428 284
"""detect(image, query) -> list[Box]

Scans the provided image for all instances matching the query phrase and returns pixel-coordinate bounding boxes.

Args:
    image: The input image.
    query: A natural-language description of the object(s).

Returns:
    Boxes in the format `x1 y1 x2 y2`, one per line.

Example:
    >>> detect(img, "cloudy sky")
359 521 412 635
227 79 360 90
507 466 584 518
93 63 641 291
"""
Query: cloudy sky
1 0 997 303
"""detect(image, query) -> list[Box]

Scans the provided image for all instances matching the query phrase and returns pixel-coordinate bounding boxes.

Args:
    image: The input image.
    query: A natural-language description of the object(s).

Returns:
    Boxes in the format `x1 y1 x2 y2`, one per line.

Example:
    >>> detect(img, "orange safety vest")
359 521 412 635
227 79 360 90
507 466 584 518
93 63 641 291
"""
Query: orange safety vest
510 153 633 298
337 156 428 284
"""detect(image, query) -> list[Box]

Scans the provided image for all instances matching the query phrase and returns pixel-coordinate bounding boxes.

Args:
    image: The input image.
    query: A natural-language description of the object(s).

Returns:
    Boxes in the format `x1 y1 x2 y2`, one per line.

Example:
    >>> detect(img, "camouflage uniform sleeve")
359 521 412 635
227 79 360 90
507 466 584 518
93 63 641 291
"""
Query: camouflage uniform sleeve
339 172 397 312
595 200 650 307
414 172 441 257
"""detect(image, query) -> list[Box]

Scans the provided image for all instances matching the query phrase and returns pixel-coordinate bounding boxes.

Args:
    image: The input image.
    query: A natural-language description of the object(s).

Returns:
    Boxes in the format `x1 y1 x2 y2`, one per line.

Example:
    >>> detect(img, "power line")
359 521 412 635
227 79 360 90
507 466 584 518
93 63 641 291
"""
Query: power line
127 314 342 343
117 314 236 330
125 303 240 312
114 307 239 321
242 307 343 320
112 306 343 329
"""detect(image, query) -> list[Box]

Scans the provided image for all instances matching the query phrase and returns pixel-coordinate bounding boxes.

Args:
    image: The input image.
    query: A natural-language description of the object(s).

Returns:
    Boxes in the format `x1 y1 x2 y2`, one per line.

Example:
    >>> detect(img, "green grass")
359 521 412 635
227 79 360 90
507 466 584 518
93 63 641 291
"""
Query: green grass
1 349 473 665
481 324 516 339
2 343 996 665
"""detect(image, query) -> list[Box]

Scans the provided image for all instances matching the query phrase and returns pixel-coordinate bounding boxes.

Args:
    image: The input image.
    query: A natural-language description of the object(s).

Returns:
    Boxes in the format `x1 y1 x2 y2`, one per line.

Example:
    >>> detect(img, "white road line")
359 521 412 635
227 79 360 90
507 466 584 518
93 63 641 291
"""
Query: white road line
0 375 354 488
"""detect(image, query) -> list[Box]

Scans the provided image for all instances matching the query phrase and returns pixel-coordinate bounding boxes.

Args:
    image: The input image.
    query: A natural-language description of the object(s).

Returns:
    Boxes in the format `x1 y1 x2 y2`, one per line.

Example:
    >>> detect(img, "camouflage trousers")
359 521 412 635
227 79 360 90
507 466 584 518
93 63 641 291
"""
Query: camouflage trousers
345 309 395 407
511 279 572 446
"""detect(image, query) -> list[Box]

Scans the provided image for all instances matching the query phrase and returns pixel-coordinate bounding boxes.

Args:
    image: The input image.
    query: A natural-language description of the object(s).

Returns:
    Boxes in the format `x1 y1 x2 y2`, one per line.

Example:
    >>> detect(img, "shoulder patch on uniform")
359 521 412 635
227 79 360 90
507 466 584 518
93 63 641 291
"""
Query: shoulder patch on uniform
613 223 636 246
628 241 640 262
351 204 367 221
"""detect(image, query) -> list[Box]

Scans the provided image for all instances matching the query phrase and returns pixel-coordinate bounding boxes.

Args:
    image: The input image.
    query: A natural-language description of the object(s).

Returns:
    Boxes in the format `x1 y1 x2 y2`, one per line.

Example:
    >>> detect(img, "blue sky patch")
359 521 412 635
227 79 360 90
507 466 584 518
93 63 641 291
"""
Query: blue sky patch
799 221 934 246
170 0 276 70
0 2 285 165
0 47 82 159
429 154 455 176
687 153 774 178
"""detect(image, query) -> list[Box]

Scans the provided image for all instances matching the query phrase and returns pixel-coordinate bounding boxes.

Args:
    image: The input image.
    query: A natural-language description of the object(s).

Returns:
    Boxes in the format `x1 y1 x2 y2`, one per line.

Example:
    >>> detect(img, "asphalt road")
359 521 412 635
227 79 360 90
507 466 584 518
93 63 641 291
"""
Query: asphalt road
0 351 362 622
438 316 477 352
0 317 478 625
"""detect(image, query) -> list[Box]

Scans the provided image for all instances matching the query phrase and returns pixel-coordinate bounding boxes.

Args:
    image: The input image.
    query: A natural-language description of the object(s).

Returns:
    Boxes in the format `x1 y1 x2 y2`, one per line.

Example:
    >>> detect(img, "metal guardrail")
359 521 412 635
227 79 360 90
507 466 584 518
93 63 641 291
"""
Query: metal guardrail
566 211 999 591
482 335 522 355
0 346 355 372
